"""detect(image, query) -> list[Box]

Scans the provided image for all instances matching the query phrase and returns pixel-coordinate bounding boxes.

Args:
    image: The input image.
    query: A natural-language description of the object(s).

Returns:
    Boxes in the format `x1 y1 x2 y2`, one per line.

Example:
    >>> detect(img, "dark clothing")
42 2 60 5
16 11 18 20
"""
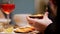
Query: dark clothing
48 2 56 23
44 23 57 34
37 3 57 34
43 0 60 34
44 1 57 34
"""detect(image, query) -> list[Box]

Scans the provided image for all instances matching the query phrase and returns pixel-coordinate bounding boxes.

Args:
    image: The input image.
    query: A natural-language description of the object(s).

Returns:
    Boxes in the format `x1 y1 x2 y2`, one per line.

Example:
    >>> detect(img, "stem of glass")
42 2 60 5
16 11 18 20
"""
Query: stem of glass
7 14 10 25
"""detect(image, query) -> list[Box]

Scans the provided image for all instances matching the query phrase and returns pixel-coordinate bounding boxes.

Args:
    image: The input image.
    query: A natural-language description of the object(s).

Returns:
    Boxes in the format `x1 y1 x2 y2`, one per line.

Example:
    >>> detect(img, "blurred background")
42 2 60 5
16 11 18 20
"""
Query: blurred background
0 0 49 15
0 0 48 14
0 0 49 26
13 0 35 14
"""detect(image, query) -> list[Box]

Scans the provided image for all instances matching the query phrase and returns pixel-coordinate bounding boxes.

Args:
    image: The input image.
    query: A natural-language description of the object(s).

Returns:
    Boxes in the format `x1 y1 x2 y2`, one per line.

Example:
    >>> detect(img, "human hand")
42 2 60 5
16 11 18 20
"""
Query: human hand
27 12 52 32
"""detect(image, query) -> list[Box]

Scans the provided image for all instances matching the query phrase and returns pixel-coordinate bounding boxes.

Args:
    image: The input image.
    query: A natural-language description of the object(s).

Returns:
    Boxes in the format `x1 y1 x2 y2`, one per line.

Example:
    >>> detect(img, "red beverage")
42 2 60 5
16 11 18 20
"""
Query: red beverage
1 4 15 14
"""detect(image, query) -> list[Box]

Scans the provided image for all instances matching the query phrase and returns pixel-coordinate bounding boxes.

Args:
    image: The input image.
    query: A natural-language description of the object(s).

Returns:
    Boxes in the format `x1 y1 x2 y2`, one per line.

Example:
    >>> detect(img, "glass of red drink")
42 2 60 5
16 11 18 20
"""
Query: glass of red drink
1 0 15 25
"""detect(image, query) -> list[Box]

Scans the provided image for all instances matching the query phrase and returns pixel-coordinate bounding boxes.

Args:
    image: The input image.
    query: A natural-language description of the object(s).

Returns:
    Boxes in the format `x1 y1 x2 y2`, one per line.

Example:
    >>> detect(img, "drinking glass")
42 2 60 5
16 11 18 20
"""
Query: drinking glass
1 0 15 25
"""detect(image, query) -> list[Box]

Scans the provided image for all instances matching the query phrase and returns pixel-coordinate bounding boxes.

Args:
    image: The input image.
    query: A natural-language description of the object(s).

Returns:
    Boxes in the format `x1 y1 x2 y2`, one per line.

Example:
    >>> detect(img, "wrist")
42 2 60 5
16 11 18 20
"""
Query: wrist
35 24 47 33
45 22 52 27
35 23 52 33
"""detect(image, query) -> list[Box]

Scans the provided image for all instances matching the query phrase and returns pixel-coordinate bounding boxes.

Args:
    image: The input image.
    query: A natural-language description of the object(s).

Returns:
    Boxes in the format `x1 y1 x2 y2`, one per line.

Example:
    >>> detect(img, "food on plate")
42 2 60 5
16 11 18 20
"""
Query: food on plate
4 27 13 33
14 26 35 33
0 23 4 32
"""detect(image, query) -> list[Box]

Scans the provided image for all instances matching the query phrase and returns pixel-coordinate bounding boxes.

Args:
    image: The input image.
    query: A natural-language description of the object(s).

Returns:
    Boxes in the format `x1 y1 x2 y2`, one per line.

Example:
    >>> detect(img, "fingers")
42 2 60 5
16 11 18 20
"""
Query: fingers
44 12 49 19
26 16 38 22
26 16 35 26
26 16 40 25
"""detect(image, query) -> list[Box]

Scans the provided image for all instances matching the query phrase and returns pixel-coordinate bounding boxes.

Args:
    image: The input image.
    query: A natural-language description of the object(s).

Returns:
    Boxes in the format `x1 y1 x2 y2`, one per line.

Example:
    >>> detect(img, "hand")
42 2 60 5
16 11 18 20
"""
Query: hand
27 12 52 32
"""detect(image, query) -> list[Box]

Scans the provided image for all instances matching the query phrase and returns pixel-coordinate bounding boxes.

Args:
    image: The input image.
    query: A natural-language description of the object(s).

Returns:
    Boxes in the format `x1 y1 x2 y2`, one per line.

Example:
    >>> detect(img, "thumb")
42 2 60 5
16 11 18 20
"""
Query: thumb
44 12 49 19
